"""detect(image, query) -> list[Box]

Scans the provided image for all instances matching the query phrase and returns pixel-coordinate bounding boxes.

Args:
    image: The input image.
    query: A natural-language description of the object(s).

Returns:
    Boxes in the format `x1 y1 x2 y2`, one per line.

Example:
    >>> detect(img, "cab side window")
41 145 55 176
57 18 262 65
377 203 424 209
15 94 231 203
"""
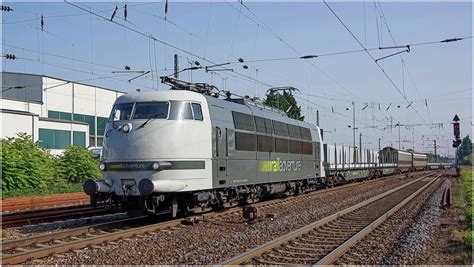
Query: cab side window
169 101 193 120
192 103 203 121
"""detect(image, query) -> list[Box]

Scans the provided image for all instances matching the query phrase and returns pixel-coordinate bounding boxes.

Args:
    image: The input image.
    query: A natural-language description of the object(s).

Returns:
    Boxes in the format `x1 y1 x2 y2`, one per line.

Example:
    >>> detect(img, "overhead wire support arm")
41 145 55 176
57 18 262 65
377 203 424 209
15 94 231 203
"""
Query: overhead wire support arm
375 45 410 63
128 71 150 82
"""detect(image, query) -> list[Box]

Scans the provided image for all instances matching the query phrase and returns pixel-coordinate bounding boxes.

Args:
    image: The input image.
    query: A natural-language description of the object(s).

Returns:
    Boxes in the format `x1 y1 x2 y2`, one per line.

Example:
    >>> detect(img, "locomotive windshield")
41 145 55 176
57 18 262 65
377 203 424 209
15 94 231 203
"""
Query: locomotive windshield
132 102 169 119
110 103 134 121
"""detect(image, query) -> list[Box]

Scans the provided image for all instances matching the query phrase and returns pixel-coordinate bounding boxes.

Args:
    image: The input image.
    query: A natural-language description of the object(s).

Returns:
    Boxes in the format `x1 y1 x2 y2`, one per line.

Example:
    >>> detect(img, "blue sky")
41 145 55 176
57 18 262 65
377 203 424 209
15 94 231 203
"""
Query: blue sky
2 1 472 157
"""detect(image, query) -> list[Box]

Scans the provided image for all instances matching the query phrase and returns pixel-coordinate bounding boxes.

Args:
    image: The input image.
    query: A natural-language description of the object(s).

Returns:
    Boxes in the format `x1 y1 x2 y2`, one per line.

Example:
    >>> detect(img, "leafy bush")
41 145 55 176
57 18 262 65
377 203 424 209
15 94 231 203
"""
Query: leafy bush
1 133 58 191
2 182 84 198
2 133 103 196
463 229 472 249
60 145 102 183
459 168 473 248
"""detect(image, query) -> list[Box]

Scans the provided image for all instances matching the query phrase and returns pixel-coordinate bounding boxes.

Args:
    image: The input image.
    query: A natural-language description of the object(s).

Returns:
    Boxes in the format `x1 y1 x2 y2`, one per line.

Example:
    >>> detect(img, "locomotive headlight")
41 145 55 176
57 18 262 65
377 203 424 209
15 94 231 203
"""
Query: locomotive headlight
99 162 106 171
152 162 160 170
122 123 132 133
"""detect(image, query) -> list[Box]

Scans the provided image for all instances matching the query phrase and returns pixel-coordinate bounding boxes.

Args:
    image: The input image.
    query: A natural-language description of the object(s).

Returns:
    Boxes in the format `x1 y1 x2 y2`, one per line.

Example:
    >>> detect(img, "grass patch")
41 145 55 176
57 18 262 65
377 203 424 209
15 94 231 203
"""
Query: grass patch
457 167 473 249
2 182 83 198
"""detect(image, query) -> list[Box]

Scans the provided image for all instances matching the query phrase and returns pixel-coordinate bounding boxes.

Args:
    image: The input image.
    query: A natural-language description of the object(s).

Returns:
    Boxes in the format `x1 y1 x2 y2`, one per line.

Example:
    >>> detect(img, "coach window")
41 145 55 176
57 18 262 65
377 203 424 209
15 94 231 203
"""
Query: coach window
273 121 288 136
275 138 289 153
254 116 266 133
257 135 273 152
288 124 301 139
235 132 256 151
191 103 203 121
300 127 312 140
290 140 302 154
232 111 255 131
302 142 313 155
264 119 273 134
169 101 193 120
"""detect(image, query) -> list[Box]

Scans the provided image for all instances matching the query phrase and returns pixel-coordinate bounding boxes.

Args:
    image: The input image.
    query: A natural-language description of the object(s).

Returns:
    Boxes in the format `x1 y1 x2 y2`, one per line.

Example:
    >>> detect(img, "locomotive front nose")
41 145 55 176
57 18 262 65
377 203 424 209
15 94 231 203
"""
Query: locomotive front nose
83 179 111 196
138 178 187 195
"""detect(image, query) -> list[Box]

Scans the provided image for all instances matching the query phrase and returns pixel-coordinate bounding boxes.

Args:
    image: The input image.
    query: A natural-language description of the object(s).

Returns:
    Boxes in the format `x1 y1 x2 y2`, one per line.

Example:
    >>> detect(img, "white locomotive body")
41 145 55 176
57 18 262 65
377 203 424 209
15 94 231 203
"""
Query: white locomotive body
85 79 324 216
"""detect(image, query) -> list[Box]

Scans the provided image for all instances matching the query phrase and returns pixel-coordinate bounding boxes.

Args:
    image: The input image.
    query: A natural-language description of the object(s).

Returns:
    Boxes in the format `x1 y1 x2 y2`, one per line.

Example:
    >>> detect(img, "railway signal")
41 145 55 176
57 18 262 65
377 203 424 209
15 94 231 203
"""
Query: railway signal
452 114 461 148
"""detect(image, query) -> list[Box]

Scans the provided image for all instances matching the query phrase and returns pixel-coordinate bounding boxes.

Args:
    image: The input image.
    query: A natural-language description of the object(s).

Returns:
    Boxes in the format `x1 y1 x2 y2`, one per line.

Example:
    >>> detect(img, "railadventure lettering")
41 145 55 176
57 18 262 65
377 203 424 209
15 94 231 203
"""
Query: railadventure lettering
259 158 302 172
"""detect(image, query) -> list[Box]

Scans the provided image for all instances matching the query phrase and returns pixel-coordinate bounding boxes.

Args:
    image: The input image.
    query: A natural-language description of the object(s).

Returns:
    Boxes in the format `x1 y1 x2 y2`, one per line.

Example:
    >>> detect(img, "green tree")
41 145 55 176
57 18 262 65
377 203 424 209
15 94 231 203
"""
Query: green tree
60 145 102 183
1 133 58 191
264 91 304 121
457 135 472 165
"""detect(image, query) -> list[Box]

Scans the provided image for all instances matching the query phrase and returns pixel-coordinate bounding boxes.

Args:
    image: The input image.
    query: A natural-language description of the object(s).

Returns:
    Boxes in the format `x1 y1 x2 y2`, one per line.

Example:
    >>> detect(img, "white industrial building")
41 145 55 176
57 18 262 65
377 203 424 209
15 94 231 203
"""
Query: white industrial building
1 72 125 154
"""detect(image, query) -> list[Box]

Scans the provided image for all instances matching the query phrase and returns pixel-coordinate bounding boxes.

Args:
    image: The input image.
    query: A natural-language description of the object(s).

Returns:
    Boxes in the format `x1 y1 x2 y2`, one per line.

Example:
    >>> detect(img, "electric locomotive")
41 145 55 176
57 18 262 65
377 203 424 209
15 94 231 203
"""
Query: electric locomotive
84 77 325 216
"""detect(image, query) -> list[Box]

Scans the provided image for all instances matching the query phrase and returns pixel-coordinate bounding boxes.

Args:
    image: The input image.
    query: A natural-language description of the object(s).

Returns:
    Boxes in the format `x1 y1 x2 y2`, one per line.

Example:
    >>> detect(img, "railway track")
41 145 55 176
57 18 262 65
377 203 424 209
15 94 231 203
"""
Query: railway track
1 192 89 212
1 205 120 228
1 172 431 264
223 172 442 265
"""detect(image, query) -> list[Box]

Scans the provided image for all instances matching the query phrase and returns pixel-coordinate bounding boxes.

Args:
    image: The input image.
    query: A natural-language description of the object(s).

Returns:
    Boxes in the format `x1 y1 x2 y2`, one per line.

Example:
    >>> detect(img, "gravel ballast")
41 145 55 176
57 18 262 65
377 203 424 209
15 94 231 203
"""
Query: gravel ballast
26 174 429 264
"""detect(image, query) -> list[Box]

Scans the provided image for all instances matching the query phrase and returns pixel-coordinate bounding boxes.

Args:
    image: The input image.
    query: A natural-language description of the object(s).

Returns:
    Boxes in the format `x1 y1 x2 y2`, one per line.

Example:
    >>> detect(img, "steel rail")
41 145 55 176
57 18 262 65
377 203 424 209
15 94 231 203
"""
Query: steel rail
222 171 441 265
1 171 427 264
1 205 118 228
316 173 442 264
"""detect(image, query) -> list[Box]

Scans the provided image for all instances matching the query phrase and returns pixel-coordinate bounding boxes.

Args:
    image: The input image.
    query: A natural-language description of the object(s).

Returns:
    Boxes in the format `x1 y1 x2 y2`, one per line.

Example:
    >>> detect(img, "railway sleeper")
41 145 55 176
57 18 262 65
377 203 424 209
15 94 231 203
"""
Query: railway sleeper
284 244 334 252
274 248 323 258
264 254 314 264
291 240 339 247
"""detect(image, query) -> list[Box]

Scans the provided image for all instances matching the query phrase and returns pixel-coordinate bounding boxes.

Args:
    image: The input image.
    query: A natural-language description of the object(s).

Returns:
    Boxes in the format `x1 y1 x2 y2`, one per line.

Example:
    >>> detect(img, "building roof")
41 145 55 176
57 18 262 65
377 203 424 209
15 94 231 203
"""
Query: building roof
0 108 39 116
39 117 89 125
1 71 127 94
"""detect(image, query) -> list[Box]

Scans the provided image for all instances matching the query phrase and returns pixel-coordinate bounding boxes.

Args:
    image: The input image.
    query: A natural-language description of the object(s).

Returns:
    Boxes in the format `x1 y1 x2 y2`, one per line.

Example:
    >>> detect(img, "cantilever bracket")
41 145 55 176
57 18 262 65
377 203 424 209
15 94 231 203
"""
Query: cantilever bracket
375 45 410 63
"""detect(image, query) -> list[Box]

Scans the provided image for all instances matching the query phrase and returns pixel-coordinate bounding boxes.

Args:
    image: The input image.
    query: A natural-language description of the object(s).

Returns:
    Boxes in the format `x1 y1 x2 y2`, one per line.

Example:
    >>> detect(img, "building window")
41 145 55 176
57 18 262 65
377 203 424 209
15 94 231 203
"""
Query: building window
97 136 104 146
232 111 255 131
73 131 86 147
235 132 256 151
48 110 72 120
39 129 71 149
275 138 289 153
89 136 96 147
73 113 95 135
97 117 108 136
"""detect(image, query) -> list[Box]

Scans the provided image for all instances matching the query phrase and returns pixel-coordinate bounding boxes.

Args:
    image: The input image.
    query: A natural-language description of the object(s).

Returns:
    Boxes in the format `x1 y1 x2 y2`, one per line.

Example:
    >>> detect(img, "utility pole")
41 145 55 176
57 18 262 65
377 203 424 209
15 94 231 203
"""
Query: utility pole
174 54 179 78
359 132 362 164
378 138 381 152
434 140 437 163
316 110 319 127
352 101 356 164
352 101 356 149
397 123 401 149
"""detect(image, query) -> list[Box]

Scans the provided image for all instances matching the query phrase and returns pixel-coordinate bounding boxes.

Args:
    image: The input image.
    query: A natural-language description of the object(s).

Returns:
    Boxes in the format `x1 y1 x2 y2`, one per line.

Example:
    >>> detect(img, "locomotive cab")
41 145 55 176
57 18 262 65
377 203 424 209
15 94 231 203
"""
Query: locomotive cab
84 91 213 216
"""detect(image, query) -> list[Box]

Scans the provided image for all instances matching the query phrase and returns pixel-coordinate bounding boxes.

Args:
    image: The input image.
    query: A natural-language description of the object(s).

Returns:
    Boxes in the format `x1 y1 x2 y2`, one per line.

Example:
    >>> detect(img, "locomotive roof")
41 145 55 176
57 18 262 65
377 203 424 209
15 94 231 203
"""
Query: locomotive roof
114 89 321 142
